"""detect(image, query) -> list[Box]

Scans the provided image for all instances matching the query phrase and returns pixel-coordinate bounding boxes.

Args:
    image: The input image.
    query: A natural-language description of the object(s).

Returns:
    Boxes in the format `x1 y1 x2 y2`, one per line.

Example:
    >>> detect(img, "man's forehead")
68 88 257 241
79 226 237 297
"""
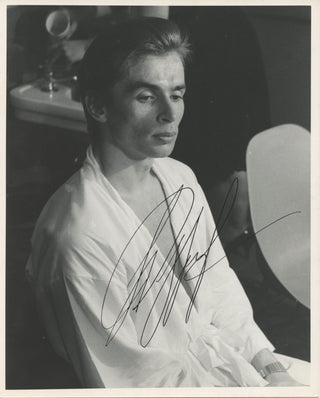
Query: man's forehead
129 51 184 65
123 81 186 96
121 52 185 88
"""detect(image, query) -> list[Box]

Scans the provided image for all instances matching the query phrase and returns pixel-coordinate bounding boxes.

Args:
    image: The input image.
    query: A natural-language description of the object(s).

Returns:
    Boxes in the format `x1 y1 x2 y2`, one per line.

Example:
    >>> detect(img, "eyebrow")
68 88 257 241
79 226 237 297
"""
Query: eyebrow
125 81 186 93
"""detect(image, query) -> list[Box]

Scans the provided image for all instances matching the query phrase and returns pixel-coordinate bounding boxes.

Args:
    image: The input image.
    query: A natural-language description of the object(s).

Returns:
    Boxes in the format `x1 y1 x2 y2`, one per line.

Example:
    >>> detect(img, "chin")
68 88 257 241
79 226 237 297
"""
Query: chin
150 144 175 159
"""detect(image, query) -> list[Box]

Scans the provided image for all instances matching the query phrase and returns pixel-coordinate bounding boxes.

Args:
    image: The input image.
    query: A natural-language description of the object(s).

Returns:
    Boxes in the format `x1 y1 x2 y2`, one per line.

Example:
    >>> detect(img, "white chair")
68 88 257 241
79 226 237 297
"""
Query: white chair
246 124 310 308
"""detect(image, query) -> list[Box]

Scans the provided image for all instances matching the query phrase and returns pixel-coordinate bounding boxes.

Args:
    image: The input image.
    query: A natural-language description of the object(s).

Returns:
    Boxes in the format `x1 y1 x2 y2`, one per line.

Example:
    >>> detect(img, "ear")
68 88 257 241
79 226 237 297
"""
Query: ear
84 93 108 123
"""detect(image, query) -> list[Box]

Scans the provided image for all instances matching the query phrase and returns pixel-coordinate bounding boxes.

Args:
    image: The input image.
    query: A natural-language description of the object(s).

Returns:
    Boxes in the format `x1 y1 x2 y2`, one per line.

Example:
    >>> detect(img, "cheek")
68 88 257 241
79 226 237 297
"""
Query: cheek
108 105 140 134
177 102 185 123
129 106 156 129
121 103 152 125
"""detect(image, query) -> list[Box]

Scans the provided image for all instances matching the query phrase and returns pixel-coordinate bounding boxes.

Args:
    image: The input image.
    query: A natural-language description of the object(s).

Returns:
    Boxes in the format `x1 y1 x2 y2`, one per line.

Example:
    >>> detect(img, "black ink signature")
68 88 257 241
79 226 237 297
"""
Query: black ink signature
100 177 301 347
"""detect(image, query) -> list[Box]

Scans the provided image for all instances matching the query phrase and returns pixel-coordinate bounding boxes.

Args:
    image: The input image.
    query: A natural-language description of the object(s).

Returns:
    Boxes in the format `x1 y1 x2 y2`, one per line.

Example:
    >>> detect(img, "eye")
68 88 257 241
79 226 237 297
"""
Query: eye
137 93 156 103
171 95 183 102
171 92 185 102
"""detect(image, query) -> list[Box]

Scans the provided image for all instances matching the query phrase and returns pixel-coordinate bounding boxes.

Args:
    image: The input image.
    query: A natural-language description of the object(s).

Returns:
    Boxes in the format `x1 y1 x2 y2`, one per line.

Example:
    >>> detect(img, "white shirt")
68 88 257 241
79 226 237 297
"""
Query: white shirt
26 147 274 388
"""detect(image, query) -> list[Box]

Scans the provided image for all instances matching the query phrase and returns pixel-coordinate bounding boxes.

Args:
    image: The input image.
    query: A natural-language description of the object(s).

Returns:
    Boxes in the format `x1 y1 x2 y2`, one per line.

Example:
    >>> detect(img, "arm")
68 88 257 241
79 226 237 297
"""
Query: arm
196 182 274 357
40 236 213 388
197 182 303 386
251 349 304 386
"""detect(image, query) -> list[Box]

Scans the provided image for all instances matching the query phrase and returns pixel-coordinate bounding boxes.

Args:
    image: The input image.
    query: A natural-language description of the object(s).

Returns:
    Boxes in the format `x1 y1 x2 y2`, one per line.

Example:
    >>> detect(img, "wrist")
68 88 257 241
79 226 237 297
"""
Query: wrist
265 371 294 384
258 361 287 379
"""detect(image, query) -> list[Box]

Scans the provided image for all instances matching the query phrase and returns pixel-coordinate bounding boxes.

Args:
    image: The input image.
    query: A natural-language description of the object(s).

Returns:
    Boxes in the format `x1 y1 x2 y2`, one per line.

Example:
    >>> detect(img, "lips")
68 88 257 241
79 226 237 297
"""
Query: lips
153 132 177 138
153 132 177 144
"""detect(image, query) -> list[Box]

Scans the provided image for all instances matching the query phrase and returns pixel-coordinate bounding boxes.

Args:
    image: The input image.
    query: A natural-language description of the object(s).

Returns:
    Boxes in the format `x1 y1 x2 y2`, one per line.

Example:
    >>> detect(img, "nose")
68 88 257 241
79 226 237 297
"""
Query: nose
157 98 176 124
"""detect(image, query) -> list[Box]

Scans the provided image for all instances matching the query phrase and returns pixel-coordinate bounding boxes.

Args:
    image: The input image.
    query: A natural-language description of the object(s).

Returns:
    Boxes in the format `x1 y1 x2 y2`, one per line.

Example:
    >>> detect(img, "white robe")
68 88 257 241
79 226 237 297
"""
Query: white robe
26 147 276 388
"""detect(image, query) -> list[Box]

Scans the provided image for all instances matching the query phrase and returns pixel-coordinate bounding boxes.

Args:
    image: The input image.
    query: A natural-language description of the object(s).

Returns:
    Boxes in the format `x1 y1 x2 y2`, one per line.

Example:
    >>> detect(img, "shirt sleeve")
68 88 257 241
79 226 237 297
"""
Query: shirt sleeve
195 180 275 362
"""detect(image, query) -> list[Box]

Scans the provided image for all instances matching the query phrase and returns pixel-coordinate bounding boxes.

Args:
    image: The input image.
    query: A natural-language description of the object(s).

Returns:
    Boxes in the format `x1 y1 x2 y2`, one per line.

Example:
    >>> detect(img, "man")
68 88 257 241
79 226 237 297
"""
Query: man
26 17 307 388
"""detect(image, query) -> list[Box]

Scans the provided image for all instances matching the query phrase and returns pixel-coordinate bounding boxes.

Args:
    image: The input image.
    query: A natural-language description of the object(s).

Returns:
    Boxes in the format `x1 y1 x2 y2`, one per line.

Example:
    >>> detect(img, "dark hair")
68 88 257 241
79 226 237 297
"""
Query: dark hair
77 17 191 135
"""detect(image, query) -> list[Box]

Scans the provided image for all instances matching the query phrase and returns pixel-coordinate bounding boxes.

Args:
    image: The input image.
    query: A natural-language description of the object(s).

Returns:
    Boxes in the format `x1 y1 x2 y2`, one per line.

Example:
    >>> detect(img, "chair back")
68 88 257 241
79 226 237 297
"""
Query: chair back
246 124 310 308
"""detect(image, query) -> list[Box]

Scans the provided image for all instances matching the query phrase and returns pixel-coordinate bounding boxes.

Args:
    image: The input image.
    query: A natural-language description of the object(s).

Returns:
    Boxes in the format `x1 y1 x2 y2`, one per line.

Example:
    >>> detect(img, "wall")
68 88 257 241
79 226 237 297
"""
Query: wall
7 6 25 88
243 6 311 130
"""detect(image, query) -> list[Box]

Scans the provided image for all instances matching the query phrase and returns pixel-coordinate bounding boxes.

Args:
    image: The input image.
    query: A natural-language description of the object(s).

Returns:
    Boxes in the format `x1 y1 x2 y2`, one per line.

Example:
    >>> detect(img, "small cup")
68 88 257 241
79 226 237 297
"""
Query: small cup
45 9 71 39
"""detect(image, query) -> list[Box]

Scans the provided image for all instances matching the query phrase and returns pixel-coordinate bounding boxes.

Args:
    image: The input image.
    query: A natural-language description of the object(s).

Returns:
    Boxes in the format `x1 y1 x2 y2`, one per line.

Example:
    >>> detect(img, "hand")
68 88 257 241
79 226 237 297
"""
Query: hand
266 372 305 386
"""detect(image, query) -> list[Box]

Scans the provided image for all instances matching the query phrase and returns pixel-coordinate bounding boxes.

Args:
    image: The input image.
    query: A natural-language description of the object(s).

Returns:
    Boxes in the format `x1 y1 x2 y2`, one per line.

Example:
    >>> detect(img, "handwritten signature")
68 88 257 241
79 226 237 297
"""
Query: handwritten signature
100 177 300 347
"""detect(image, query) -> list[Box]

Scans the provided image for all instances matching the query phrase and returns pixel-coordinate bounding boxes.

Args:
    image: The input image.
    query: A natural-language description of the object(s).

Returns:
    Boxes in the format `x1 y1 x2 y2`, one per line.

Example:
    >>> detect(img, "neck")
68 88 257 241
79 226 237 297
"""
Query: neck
92 140 154 195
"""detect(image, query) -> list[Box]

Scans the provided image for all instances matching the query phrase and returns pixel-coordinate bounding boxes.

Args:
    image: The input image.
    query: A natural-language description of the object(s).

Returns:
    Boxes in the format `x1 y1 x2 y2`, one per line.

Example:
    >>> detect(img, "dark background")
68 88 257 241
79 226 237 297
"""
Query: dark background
6 6 311 389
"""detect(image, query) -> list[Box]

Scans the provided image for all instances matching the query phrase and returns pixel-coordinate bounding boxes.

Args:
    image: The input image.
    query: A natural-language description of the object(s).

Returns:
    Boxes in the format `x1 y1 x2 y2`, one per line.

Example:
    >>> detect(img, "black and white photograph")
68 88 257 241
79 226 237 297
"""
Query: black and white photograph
2 2 319 397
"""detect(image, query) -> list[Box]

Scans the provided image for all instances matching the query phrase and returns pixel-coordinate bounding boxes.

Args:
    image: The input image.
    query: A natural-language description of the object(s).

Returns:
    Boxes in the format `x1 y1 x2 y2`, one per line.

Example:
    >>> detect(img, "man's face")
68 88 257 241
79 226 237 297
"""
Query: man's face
105 51 186 160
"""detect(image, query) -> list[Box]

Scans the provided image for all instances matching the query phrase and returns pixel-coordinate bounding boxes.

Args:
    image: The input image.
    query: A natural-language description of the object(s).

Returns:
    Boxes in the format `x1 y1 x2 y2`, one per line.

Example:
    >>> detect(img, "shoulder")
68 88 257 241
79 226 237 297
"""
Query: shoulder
33 168 103 248
30 169 121 279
